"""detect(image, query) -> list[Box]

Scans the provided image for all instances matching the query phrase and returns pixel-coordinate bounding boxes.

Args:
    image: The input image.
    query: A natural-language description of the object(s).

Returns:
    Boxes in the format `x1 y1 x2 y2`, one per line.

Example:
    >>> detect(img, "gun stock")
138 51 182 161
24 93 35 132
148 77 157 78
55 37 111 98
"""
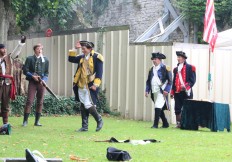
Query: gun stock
38 77 59 100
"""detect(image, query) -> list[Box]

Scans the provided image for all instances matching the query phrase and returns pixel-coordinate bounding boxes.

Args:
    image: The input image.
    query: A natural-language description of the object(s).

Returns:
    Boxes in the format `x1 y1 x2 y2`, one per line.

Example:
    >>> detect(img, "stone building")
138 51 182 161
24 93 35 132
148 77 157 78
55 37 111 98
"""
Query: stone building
92 0 186 42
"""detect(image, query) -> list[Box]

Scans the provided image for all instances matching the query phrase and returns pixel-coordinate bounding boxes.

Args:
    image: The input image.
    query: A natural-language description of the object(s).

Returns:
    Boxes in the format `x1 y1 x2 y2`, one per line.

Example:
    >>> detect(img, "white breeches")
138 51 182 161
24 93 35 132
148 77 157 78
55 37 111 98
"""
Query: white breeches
78 86 93 109
153 92 165 109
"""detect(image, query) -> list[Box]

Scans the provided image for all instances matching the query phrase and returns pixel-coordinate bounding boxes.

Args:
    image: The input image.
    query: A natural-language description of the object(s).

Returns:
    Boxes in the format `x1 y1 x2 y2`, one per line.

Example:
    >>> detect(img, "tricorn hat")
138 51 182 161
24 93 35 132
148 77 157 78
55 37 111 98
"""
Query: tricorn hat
176 51 187 59
106 147 132 161
80 41 94 48
151 52 166 60
0 44 5 49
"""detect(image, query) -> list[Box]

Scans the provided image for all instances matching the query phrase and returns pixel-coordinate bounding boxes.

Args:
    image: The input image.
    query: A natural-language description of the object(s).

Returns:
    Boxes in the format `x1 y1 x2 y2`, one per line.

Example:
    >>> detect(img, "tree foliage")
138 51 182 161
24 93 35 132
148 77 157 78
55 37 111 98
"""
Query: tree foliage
174 0 232 30
11 0 85 31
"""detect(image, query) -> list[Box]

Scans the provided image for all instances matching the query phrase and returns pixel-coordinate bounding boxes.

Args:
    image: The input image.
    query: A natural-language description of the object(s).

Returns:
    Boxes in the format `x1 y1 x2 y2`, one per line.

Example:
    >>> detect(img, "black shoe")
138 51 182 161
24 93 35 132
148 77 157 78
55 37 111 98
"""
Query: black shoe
76 127 88 132
96 118 103 132
175 122 181 128
151 108 161 129
160 125 169 128
22 121 28 127
160 110 169 128
88 106 103 132
22 113 29 127
77 104 89 132
34 113 42 126
34 122 42 126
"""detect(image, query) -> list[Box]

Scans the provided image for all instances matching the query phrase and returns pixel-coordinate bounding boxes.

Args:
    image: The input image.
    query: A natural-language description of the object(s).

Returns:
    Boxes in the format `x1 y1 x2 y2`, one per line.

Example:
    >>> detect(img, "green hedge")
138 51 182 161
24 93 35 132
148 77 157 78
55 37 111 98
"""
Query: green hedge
10 89 113 116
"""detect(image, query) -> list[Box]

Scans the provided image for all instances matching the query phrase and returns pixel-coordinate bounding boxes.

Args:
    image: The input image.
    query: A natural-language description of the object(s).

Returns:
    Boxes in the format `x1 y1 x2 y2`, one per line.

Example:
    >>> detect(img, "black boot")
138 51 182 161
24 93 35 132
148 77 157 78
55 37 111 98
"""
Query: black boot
22 113 29 127
77 104 89 132
151 108 161 128
175 114 181 128
88 106 103 132
34 113 42 126
160 109 169 128
2 112 9 124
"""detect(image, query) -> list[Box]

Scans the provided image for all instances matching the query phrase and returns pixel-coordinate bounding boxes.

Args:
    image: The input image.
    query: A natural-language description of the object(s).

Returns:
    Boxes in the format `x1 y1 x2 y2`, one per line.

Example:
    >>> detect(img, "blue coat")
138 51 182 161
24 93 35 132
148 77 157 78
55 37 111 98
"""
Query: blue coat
68 52 103 105
145 63 172 103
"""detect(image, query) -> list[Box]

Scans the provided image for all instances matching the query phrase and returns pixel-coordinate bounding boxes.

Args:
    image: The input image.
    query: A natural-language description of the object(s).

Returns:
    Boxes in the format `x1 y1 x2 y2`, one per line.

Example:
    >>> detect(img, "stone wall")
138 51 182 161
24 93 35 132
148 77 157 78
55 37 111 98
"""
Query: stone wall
93 0 165 41
7 0 186 43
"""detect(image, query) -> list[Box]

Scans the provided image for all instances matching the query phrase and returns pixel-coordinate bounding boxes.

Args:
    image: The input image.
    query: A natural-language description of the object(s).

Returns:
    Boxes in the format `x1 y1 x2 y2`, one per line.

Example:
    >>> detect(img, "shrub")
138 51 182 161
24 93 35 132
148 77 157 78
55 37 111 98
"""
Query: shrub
10 89 112 116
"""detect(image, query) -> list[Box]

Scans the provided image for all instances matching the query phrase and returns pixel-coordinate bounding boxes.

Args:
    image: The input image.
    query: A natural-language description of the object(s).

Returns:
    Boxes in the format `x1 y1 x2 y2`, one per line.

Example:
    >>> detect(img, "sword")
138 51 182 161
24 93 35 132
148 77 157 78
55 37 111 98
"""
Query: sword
163 94 170 111
38 77 59 100
159 85 170 111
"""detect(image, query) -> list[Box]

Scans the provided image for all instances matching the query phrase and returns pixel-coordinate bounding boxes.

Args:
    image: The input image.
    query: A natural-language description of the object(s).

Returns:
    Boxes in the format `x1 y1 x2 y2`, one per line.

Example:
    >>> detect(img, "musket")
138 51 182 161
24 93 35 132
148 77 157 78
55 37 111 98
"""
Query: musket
38 77 59 100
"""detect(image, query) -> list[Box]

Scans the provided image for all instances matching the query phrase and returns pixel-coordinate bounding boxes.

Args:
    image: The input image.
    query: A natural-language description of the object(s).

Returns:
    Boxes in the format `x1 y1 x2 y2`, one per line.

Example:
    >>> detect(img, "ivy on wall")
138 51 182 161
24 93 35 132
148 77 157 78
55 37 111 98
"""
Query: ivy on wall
11 0 86 32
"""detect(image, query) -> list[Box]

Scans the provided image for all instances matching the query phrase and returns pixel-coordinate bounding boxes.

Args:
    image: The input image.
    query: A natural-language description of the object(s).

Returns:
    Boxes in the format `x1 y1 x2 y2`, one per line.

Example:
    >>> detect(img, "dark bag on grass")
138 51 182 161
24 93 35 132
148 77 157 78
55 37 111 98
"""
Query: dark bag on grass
106 147 132 161
0 124 11 135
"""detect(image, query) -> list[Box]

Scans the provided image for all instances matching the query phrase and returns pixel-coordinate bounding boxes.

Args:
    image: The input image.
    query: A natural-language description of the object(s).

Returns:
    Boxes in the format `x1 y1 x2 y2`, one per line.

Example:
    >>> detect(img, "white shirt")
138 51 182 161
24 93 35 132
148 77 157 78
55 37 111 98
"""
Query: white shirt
0 58 6 75
178 62 184 72
0 58 10 85
35 54 45 62
151 64 162 93
151 64 168 93
85 53 90 60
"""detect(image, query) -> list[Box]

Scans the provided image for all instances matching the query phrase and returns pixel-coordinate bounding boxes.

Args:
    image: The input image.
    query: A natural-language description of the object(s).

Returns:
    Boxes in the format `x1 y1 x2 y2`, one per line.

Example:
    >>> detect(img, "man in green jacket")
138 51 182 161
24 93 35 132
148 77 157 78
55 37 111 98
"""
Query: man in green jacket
22 44 49 126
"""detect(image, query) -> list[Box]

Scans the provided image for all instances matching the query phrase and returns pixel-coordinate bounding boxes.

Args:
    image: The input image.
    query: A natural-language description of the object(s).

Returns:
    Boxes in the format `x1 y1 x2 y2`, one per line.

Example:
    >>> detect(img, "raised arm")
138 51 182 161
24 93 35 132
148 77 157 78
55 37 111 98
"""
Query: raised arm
10 36 26 59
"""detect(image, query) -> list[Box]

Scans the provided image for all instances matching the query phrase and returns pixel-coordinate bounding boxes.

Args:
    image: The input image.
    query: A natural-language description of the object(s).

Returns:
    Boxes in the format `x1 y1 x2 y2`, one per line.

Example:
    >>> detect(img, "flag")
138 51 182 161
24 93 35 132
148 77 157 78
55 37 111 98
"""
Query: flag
203 0 218 52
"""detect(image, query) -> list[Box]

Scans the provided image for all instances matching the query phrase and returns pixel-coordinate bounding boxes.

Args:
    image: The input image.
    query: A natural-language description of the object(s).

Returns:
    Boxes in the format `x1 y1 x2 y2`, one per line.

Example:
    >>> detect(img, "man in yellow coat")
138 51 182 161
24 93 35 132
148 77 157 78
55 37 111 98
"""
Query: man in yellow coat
68 41 104 132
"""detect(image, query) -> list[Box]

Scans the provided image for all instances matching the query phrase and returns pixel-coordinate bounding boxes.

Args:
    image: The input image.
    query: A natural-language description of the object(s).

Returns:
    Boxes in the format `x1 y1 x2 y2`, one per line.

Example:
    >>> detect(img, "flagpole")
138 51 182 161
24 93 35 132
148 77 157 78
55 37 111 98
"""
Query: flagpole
203 0 218 101
208 48 211 100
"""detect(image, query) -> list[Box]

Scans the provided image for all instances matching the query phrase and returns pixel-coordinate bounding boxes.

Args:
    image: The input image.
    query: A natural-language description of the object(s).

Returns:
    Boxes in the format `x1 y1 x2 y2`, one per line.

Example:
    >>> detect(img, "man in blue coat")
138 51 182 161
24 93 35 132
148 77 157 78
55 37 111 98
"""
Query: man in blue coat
68 41 103 132
145 52 172 128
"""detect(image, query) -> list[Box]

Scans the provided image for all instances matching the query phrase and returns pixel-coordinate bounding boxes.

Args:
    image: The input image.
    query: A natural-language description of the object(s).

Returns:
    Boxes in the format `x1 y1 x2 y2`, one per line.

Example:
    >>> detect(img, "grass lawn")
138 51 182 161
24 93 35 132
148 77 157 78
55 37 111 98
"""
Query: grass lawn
0 116 232 162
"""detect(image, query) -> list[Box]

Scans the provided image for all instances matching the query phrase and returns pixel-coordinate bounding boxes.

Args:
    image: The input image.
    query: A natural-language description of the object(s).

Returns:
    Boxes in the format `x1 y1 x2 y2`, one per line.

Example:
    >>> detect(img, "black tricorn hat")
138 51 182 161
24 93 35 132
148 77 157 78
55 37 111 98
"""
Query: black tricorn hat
80 41 94 48
0 44 5 49
106 147 132 161
176 51 187 59
151 52 166 60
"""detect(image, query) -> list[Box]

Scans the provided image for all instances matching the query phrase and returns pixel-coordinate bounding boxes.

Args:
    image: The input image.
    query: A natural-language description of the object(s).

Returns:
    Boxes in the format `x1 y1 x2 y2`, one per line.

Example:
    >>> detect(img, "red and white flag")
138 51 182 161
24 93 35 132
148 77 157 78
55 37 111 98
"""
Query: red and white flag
203 0 218 52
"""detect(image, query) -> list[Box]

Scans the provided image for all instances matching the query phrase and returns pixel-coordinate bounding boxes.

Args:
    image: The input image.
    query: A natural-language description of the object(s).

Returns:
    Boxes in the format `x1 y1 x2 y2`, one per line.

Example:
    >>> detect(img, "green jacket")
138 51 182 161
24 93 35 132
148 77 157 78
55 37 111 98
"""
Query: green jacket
23 55 49 81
